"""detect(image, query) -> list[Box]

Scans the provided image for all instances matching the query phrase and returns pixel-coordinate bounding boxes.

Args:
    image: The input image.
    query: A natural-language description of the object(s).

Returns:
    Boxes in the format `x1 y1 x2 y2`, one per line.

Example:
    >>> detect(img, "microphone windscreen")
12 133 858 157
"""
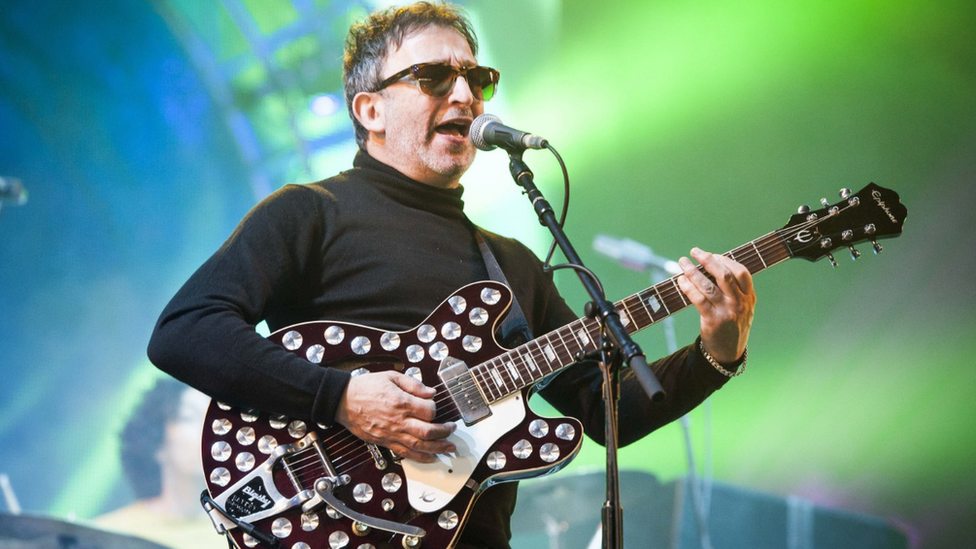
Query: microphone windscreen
470 113 501 151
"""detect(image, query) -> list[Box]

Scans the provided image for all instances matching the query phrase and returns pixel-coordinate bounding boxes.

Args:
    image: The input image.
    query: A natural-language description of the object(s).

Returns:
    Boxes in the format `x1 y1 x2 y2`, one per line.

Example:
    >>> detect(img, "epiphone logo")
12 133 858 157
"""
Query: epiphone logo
794 229 815 243
872 190 899 224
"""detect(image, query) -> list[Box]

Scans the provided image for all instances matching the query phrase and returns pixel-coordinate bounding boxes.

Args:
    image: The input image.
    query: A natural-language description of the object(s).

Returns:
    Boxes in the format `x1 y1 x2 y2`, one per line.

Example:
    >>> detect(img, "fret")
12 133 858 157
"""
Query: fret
481 366 499 400
653 284 677 314
524 349 539 373
616 303 633 330
543 341 557 364
489 365 504 391
506 358 523 385
670 278 690 307
576 327 591 348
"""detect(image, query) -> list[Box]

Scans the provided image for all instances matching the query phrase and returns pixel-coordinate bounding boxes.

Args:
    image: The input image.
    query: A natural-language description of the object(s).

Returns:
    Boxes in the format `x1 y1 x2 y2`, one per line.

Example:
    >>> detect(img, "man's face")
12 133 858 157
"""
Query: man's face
373 26 483 188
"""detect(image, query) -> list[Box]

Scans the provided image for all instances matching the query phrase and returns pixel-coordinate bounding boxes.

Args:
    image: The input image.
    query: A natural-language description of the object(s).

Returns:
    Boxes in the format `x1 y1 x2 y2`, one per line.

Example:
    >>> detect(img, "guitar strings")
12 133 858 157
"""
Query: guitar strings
256 210 838 481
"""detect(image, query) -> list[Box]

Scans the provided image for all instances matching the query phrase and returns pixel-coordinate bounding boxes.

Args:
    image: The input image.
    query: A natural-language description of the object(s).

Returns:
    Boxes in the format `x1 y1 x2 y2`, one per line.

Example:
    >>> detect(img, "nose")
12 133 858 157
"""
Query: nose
448 72 476 106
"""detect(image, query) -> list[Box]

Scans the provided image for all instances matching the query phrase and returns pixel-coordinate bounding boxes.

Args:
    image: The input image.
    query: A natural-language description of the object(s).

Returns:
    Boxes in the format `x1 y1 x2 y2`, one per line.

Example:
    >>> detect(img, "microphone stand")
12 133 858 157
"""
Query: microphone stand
506 150 665 549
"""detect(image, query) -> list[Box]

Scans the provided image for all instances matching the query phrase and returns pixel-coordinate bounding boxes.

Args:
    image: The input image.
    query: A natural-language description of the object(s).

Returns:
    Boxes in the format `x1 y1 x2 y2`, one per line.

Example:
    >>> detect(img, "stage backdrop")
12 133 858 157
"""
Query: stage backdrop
1 0 973 547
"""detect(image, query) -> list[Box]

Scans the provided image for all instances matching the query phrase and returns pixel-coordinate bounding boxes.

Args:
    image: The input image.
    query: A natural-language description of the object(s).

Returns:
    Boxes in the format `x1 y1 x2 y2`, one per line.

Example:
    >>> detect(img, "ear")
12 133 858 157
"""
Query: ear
352 91 385 137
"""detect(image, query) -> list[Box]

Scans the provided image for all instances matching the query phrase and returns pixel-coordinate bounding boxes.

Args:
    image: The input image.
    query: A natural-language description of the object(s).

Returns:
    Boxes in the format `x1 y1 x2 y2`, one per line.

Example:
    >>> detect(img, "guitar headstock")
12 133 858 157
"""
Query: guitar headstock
780 183 907 265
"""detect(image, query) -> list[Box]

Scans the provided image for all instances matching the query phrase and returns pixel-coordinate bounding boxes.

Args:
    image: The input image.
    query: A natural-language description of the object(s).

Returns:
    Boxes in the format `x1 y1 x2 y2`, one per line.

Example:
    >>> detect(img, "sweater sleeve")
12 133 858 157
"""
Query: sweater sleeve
147 184 351 426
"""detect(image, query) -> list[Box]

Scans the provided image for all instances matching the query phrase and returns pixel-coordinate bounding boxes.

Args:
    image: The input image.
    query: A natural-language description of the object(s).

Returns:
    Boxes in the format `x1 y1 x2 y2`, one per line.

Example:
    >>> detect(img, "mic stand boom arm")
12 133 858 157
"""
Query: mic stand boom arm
506 151 665 549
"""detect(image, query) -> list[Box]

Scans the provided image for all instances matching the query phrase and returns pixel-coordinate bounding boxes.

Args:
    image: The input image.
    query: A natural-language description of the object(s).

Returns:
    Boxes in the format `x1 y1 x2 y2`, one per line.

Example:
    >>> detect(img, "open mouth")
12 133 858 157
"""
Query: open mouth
434 119 471 139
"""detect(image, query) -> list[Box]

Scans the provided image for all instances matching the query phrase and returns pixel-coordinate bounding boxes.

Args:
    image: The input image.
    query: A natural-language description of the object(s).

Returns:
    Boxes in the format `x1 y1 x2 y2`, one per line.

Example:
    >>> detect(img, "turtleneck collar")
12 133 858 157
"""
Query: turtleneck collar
352 148 468 220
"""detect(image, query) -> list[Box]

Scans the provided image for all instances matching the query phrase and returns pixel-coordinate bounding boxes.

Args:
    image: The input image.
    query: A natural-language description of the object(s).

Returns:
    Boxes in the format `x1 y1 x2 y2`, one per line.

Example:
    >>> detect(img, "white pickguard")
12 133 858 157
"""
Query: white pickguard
401 392 526 513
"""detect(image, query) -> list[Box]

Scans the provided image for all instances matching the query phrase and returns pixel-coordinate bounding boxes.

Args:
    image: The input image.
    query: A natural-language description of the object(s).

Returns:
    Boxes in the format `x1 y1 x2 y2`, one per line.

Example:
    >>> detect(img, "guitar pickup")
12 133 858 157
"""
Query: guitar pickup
438 356 491 425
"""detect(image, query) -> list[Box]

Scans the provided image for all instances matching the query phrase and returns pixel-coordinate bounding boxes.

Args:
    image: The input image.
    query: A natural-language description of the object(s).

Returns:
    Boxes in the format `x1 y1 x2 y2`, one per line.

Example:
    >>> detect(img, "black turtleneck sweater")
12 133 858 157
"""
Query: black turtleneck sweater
148 150 730 549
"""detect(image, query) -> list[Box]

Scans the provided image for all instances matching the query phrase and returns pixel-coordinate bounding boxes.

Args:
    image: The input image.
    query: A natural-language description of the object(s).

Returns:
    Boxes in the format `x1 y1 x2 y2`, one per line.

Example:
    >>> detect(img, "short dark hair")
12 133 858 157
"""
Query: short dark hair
343 1 479 148
119 378 186 499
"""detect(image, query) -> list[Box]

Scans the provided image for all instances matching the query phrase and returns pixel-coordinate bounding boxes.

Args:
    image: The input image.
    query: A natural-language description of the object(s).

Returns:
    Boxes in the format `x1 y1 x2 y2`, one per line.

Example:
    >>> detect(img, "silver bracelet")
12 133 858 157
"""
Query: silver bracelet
699 340 747 377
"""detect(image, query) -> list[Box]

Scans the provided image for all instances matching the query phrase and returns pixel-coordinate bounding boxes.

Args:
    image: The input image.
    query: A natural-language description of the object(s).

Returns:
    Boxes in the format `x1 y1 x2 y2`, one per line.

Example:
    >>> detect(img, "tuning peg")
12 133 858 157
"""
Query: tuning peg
826 253 838 267
864 223 876 235
842 229 854 241
797 205 810 214
839 188 852 199
871 240 883 254
820 198 830 207
849 245 861 260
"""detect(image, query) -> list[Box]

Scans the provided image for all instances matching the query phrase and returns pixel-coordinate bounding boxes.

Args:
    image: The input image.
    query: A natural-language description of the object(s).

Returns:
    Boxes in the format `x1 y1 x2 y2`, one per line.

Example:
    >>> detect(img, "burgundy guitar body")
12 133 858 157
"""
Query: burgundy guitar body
200 281 584 549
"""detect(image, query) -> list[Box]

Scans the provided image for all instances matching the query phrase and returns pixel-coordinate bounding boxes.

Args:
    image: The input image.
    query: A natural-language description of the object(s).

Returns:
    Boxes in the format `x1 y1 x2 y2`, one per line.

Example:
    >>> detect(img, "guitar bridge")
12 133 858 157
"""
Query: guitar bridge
438 356 491 425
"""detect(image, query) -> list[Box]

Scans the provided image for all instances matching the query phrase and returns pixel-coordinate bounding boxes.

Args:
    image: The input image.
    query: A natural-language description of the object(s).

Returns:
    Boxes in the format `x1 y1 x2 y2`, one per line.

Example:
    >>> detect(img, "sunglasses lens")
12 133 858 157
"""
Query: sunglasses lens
414 64 456 97
470 67 497 101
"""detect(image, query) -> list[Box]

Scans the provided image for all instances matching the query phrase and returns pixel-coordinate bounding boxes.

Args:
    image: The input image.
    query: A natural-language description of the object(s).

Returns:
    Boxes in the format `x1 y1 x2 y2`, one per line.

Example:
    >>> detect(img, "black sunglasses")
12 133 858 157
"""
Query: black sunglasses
375 62 500 101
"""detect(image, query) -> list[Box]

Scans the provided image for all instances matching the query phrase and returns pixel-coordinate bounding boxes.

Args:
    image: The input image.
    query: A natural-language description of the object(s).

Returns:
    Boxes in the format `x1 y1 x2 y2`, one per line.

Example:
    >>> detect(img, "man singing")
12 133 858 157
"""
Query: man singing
148 2 756 548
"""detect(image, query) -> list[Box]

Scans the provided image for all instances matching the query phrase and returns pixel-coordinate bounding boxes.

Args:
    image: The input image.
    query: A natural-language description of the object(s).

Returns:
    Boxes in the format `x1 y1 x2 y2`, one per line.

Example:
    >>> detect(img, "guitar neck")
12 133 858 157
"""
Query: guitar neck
470 230 792 403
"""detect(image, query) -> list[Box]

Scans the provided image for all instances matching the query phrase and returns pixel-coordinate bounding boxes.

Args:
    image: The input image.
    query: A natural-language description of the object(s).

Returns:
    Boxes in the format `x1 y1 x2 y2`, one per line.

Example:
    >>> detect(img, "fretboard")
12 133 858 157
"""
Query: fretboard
468 230 793 403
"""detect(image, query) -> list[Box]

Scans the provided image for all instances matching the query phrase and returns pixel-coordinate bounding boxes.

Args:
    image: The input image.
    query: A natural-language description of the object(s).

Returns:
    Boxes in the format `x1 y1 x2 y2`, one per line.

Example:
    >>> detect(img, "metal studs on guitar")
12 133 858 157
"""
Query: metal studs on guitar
381 473 403 492
539 443 560 463
209 467 231 487
293 543 311 549
242 533 259 547
241 409 259 422
449 295 467 314
406 345 425 363
462 335 482 353
211 441 232 462
288 420 307 439
441 322 461 340
236 452 255 472
325 326 345 345
555 423 576 441
272 518 293 538
301 512 319 532
212 418 232 435
236 426 255 445
513 439 533 459
352 483 374 503
487 451 507 470
328 530 350 549
351 336 371 355
258 435 278 454
404 367 423 382
306 344 325 363
429 342 449 361
469 307 488 326
381 332 401 351
282 330 303 350
269 414 288 429
481 287 501 305
217 401 232 411
528 419 549 438
417 324 436 343
438 510 459 530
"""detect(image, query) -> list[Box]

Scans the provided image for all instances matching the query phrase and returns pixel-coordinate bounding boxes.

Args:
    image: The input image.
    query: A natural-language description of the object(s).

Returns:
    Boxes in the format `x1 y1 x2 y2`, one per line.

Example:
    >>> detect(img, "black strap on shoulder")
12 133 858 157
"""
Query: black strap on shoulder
475 230 533 347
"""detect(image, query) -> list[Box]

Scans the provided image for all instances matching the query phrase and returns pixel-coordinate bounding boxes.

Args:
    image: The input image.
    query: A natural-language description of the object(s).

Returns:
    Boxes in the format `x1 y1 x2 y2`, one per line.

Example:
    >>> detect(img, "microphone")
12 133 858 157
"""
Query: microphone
470 114 547 152
0 176 28 205
593 234 682 275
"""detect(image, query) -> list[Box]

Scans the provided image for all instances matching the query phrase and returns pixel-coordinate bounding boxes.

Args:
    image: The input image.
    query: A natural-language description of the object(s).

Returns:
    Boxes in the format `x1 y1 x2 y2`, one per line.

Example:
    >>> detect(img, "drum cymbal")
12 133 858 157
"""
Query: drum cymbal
0 513 170 549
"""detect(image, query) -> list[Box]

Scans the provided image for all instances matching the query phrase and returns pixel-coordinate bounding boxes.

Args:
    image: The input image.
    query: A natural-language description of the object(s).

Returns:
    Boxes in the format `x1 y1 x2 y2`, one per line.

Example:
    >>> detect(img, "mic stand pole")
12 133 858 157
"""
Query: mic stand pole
506 151 665 549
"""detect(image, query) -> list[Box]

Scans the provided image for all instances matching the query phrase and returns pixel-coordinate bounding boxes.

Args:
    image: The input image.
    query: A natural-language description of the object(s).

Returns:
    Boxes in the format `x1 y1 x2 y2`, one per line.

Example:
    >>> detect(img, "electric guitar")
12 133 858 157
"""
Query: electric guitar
199 183 906 549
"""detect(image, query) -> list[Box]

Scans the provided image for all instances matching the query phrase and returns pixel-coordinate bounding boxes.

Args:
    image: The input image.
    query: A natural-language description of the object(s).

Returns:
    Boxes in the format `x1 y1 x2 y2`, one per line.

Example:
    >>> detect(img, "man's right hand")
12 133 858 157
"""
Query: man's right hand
335 370 457 463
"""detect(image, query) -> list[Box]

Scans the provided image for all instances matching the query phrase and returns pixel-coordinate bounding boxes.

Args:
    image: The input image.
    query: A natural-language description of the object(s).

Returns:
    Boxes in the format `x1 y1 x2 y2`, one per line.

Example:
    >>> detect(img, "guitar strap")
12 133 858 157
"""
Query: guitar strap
475 229 533 348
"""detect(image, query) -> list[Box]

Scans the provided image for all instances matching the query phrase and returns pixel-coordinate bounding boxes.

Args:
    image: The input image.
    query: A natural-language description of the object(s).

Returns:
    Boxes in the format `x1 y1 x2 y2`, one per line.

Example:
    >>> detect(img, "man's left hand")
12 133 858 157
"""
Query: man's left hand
676 247 756 364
